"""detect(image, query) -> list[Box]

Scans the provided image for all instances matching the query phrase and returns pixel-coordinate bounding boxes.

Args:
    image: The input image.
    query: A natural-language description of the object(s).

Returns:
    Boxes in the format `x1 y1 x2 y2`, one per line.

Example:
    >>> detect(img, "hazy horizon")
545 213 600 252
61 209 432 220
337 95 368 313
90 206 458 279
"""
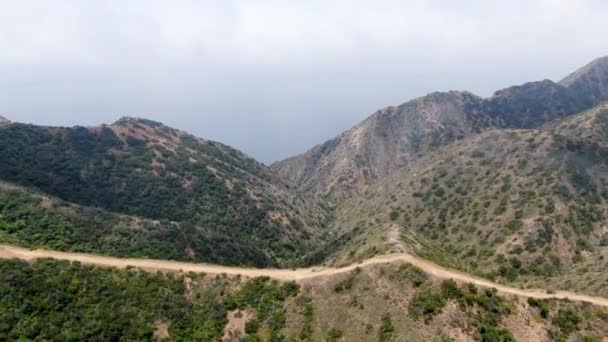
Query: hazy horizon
1 0 607 163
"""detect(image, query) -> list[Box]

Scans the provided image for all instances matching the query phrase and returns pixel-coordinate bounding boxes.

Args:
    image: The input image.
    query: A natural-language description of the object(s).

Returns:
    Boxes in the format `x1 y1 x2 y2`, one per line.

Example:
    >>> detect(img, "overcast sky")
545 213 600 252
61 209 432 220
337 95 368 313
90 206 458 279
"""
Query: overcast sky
0 0 607 163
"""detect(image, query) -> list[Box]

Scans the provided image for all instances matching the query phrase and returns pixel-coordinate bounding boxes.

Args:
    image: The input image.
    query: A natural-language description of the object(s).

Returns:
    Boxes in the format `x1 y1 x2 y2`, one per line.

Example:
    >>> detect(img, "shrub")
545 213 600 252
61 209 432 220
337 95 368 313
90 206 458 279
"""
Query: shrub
434 187 446 197
552 308 581 339
244 319 259 334
583 336 601 342
440 280 463 300
334 277 354 293
408 289 447 321
472 150 485 158
527 298 550 318
299 298 314 341
505 220 523 232
390 265 428 287
378 314 395 342
326 328 343 342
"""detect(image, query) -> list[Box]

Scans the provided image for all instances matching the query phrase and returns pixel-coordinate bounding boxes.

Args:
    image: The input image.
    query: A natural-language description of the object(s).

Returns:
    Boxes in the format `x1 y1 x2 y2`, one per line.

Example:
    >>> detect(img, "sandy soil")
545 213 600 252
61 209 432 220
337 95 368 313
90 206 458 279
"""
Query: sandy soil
1 244 607 307
223 310 254 341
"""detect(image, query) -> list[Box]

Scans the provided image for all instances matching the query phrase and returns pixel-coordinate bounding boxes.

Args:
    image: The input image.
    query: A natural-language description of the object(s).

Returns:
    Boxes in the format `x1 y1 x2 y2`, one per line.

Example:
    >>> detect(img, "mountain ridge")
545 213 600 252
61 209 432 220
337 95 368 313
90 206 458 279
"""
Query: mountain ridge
273 56 608 198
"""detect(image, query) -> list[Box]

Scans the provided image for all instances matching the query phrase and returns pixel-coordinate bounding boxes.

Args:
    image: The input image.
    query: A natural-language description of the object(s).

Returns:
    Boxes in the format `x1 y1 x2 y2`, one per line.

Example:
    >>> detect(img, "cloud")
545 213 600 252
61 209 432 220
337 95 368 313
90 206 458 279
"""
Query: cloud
0 0 606 162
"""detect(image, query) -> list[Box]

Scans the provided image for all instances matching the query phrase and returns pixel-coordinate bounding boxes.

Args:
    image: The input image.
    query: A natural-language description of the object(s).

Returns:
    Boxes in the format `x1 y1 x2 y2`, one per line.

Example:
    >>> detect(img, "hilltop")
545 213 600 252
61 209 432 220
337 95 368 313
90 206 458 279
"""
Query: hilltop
0 117 332 267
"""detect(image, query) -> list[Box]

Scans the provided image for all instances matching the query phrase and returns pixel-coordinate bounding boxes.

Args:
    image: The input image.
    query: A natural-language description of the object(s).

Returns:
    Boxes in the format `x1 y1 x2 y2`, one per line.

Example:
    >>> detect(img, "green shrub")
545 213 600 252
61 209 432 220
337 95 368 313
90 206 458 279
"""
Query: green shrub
244 319 259 334
334 277 354 293
552 308 581 339
527 298 550 318
583 336 601 342
505 220 523 232
390 264 428 287
226 276 297 340
440 280 463 300
408 289 447 321
299 298 314 341
477 316 515 342
326 328 343 342
378 314 395 342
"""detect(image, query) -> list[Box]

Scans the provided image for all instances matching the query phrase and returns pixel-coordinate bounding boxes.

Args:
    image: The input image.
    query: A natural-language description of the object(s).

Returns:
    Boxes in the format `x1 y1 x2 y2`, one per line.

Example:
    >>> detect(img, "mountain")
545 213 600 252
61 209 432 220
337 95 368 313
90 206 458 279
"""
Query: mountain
326 104 608 297
0 117 332 267
559 56 608 106
273 91 490 198
0 115 10 125
479 79 584 128
4 59 608 342
273 57 608 199
482 56 608 128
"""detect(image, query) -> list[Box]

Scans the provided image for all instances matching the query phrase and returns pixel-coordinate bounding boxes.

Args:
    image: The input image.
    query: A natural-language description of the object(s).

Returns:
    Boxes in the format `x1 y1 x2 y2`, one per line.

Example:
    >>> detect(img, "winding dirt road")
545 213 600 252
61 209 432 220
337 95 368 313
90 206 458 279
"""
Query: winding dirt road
1 244 607 307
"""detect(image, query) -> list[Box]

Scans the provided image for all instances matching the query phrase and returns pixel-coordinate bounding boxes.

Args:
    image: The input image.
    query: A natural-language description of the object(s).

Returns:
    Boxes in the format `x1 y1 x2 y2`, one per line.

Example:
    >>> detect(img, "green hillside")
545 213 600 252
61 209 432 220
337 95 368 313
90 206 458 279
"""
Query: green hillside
0 118 331 267
328 105 608 296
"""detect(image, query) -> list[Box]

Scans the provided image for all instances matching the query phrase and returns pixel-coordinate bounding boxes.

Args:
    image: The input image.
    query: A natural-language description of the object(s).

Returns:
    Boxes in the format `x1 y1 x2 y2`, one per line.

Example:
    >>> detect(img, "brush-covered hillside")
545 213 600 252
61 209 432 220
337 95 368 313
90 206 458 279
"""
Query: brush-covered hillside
2 258 608 341
0 117 332 267
326 104 608 297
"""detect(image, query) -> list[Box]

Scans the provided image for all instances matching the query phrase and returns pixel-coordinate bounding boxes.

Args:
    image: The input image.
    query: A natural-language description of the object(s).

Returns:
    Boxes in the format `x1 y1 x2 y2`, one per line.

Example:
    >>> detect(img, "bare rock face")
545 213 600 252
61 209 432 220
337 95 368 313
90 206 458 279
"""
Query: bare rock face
273 57 608 199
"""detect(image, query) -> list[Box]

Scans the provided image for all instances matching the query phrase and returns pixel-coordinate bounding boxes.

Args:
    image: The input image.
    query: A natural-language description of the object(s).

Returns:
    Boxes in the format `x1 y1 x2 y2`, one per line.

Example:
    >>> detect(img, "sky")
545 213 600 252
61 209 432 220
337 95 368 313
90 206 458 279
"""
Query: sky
0 0 607 163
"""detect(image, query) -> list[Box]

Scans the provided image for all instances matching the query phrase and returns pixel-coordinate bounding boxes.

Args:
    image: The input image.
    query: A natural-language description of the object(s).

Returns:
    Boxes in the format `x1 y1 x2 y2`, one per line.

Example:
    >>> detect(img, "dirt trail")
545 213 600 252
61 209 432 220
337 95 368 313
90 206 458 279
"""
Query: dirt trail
1 244 608 307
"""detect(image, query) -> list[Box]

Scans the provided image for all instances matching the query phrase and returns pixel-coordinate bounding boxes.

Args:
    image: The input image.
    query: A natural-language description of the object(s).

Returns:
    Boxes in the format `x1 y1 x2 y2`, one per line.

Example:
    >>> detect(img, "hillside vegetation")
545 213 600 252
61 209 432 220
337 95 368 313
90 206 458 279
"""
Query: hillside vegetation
327 105 608 297
0 118 331 267
3 57 608 341
2 258 608 341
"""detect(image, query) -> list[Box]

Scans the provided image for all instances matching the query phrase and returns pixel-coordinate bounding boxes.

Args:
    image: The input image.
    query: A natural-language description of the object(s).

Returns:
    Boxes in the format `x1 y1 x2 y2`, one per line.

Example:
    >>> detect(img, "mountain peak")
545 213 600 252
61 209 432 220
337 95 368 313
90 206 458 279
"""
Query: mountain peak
559 55 608 88
0 115 10 125
273 89 491 198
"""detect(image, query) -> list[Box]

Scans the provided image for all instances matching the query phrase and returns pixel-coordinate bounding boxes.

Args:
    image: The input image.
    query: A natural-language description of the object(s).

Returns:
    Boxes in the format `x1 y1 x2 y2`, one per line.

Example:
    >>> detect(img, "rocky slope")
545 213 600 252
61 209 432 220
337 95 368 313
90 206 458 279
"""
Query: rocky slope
273 57 608 199
0 117 332 267
0 115 10 125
